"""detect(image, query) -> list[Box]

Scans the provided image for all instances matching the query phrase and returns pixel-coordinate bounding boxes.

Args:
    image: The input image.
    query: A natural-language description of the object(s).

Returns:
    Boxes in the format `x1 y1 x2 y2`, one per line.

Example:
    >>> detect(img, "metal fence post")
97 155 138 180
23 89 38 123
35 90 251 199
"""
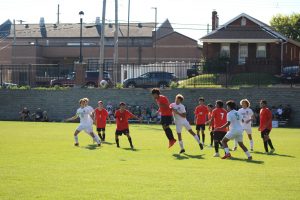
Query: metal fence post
28 64 31 87
225 61 229 88
0 65 2 86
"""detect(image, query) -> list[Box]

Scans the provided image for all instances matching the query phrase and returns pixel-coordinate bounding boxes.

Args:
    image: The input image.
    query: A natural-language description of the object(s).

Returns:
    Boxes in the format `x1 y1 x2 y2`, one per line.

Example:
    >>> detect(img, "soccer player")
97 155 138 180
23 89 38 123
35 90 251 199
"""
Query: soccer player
216 100 252 160
233 99 255 151
115 102 141 149
170 94 204 154
94 101 110 142
151 88 177 148
207 104 214 147
259 100 275 154
206 100 227 157
194 97 209 145
66 99 101 147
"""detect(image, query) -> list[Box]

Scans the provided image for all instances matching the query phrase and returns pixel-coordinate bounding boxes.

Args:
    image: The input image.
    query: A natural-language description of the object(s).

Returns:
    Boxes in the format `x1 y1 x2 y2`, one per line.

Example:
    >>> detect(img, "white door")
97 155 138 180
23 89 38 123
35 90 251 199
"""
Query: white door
239 44 248 65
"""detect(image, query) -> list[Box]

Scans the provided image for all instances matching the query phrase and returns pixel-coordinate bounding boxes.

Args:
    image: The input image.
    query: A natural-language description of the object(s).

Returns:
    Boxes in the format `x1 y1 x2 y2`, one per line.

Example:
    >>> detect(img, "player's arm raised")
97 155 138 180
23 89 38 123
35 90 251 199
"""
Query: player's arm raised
65 114 78 122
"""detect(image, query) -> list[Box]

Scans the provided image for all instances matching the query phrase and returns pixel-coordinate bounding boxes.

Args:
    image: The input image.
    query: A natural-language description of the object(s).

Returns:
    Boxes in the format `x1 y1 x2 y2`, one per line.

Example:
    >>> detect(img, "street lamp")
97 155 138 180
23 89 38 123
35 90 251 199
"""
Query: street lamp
151 7 157 63
79 11 84 63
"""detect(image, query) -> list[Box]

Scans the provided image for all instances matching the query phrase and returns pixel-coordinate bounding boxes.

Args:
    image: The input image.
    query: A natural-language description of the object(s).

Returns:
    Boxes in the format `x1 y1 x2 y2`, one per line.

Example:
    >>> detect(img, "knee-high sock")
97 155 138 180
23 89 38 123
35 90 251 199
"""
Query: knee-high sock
179 140 184 150
250 140 254 149
165 128 175 140
94 136 101 144
267 139 274 149
210 132 214 146
202 133 205 143
234 140 238 148
74 135 79 143
128 137 133 147
102 133 106 141
116 138 120 147
214 141 219 153
264 140 269 152
193 135 201 144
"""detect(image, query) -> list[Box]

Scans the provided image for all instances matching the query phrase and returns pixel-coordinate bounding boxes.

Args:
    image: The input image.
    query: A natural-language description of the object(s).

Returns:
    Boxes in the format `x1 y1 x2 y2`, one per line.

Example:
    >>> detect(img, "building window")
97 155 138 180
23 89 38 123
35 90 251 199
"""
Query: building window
220 43 230 57
239 43 248 64
241 17 246 26
256 44 266 58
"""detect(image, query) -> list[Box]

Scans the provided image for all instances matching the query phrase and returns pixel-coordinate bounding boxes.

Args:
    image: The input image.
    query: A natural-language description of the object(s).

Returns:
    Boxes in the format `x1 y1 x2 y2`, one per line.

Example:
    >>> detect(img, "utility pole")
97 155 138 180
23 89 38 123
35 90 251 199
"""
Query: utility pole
126 0 131 64
79 11 84 63
152 7 157 63
13 19 16 45
99 0 107 82
113 0 119 65
57 4 60 24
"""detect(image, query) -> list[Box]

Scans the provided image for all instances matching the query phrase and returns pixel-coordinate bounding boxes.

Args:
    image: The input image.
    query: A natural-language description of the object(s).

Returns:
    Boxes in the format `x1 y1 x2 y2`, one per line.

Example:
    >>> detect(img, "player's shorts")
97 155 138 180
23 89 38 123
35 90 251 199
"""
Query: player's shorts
160 116 173 126
261 129 271 138
213 131 227 141
196 124 205 131
76 124 93 133
97 128 106 132
225 129 244 142
175 120 192 133
116 129 129 136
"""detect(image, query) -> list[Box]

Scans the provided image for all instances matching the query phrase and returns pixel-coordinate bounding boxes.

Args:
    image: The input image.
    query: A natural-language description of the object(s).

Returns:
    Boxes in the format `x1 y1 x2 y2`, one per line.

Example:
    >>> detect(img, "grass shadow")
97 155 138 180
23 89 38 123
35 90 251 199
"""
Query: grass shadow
122 147 140 152
83 144 99 150
229 157 264 164
102 141 115 145
252 151 295 158
172 154 189 160
183 153 205 159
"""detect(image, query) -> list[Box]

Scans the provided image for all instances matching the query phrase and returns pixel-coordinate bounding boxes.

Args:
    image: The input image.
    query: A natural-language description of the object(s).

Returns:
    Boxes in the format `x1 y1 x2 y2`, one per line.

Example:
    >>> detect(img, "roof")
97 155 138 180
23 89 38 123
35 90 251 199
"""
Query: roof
156 19 174 39
0 20 155 38
201 13 300 47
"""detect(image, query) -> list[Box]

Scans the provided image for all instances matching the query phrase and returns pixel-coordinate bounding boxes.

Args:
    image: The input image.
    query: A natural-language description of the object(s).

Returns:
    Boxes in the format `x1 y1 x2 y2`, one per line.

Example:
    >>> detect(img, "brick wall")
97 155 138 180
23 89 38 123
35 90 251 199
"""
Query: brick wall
0 88 299 126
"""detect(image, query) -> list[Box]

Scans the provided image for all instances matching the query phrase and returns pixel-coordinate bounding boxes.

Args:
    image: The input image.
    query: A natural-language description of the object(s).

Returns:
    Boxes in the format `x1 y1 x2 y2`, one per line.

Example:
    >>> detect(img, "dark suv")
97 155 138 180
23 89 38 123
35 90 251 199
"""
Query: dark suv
280 66 300 83
123 71 178 88
50 71 112 87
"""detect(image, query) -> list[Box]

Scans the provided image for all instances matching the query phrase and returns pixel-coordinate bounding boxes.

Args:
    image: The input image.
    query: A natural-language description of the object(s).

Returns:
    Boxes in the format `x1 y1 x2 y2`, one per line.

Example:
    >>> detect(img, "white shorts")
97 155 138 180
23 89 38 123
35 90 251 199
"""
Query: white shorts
175 120 192 133
225 129 243 142
76 124 93 134
243 128 252 135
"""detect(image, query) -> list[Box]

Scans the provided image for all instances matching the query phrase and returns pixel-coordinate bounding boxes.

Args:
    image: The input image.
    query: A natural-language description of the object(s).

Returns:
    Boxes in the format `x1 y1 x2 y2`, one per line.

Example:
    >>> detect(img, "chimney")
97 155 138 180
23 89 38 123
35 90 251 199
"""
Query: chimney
212 10 219 31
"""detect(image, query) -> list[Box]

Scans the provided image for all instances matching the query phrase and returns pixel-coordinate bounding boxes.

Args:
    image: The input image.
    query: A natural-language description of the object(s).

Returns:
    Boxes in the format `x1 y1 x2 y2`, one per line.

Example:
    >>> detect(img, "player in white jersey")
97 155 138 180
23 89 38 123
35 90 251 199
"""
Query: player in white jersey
169 94 203 154
66 99 101 147
214 100 252 160
233 99 255 151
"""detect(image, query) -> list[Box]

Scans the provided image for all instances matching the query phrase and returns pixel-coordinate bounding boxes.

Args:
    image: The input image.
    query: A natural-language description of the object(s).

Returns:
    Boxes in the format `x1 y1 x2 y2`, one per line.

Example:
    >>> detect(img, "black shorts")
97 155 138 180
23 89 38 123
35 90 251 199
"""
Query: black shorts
97 128 106 132
196 124 205 131
161 116 173 126
116 129 129 136
213 131 227 141
261 129 271 138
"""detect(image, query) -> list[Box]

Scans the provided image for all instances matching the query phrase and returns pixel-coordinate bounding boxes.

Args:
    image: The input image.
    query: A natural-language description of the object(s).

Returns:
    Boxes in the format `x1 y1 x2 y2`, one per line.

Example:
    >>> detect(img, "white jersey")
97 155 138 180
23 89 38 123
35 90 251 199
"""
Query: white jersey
170 103 187 124
227 110 243 131
76 107 93 125
238 108 253 129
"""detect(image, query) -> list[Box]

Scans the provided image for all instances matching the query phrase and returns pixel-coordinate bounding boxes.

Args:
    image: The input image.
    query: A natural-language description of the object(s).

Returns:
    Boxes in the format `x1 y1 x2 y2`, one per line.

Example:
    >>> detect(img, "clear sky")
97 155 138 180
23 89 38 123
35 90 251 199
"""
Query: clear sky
1 0 299 40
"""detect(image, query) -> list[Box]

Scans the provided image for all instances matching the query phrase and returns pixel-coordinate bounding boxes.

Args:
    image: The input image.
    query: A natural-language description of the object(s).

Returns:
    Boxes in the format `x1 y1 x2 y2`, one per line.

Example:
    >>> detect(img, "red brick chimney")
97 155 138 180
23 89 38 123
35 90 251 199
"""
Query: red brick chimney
212 10 219 31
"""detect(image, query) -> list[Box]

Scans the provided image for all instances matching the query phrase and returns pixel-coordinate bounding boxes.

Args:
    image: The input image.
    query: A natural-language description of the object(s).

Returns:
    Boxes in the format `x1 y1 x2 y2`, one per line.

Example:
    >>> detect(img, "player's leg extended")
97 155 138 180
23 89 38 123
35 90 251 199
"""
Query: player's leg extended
238 142 252 160
221 137 231 159
177 133 185 154
187 129 203 150
74 130 80 146
90 131 101 146
247 130 254 151
125 132 134 149
264 130 275 153
262 130 269 153
163 124 176 148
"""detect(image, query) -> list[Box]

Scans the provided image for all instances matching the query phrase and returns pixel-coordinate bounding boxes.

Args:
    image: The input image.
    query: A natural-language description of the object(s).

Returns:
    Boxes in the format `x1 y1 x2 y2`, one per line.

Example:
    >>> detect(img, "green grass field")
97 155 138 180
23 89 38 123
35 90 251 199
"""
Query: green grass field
0 122 299 200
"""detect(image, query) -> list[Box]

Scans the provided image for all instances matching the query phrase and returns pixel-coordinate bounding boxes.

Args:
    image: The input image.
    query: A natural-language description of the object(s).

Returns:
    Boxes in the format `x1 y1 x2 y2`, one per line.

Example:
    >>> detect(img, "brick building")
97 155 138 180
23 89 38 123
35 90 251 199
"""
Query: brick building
0 18 201 65
201 12 300 74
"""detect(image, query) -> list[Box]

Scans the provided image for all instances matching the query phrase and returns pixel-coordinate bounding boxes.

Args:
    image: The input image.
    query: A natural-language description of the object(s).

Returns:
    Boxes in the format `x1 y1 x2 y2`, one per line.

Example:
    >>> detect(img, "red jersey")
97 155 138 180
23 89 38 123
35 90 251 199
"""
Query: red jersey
194 105 209 125
115 109 134 130
94 108 109 128
259 107 272 131
156 95 172 116
211 108 227 132
208 111 214 128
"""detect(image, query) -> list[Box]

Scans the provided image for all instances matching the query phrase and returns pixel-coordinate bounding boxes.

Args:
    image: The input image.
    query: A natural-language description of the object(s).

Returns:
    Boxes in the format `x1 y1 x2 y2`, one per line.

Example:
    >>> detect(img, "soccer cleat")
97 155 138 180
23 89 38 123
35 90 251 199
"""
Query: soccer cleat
222 153 232 159
232 147 238 151
168 139 177 148
248 156 253 160
250 148 254 151
270 149 275 154
130 145 134 150
213 152 220 157
199 143 204 150
179 149 185 154
74 143 79 147
97 143 101 147
117 145 120 148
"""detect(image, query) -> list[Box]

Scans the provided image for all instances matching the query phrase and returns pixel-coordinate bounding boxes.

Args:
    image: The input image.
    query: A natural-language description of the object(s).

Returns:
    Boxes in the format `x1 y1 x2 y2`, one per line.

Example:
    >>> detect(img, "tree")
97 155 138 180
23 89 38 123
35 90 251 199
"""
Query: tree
270 13 300 42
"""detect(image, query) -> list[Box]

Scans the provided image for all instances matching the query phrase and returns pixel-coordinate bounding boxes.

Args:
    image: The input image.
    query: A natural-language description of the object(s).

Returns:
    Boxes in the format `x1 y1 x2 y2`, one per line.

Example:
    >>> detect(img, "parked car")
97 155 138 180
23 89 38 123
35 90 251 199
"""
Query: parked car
123 71 178 88
280 66 300 83
187 64 201 78
50 71 112 87
0 82 18 88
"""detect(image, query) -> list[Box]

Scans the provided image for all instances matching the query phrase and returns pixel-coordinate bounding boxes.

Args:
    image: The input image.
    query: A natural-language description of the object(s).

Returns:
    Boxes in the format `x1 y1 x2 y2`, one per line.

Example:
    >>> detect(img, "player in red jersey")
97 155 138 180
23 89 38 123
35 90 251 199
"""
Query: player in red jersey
206 100 227 157
194 97 209 145
151 88 176 148
115 102 141 149
259 100 275 154
94 101 110 142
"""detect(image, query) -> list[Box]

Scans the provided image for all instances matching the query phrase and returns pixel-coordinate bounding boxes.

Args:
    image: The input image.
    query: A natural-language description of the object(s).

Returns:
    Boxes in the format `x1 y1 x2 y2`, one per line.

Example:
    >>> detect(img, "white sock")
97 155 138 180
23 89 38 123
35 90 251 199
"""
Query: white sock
179 141 184 150
193 135 201 144
93 135 101 144
245 151 251 157
74 135 78 143
234 140 238 148
224 147 230 154
250 140 254 149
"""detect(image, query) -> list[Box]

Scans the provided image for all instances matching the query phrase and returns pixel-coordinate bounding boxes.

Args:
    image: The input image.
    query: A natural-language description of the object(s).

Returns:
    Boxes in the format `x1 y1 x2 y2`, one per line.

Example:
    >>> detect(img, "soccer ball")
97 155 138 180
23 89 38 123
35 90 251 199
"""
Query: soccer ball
100 80 108 88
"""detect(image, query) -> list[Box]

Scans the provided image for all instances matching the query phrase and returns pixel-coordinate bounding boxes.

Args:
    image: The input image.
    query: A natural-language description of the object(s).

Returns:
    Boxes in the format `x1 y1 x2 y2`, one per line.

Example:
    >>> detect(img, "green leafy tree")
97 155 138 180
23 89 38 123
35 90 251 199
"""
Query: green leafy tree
270 13 300 42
